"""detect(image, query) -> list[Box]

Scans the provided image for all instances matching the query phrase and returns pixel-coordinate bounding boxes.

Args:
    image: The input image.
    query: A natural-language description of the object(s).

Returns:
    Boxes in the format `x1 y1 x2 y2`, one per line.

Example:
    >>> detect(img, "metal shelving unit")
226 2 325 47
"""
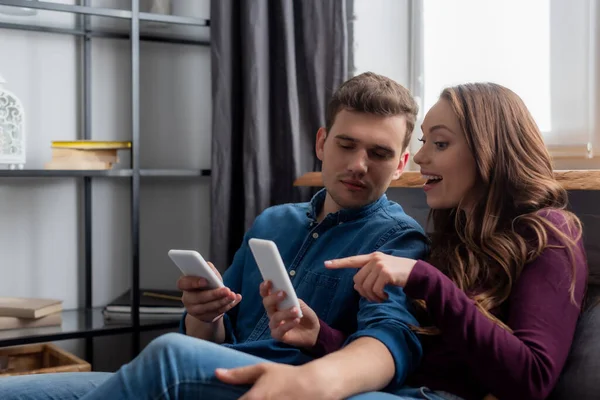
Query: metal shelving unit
0 169 211 178
0 0 210 366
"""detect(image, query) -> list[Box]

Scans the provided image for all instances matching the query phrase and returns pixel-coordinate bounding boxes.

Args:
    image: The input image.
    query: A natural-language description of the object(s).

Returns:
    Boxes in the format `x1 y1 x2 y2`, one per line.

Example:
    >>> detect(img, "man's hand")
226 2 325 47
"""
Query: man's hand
260 281 320 348
215 363 337 400
177 261 242 323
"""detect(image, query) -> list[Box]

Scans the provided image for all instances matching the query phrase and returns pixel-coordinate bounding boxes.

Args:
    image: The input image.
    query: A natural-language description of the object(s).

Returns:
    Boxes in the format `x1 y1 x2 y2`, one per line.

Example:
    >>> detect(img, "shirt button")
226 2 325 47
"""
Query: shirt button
289 270 296 276
312 232 319 239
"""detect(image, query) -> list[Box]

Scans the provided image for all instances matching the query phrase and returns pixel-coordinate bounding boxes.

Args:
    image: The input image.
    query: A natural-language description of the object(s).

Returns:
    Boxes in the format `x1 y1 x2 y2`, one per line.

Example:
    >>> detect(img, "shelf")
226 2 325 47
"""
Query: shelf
139 12 209 27
0 308 180 347
140 169 211 178
294 170 600 191
0 169 134 178
0 0 131 19
0 22 210 46
0 0 210 27
0 169 211 178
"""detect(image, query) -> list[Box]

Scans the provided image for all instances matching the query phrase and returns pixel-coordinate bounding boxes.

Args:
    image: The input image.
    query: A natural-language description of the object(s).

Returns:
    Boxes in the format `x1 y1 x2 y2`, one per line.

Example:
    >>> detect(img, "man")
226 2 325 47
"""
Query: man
0 72 428 400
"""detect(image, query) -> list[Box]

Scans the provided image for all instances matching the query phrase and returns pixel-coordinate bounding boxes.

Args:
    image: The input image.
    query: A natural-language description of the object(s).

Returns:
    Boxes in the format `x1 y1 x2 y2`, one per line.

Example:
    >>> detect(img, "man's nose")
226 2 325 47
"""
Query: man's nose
348 152 368 174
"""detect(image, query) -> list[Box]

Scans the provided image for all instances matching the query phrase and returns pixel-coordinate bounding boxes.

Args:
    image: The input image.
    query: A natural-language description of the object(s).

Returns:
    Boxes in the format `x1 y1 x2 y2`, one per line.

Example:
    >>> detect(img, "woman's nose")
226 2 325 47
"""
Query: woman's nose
413 146 425 165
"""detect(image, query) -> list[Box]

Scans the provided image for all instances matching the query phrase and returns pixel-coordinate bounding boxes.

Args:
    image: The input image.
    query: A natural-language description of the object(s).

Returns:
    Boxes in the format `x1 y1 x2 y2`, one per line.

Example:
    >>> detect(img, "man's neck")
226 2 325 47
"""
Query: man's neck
318 193 341 222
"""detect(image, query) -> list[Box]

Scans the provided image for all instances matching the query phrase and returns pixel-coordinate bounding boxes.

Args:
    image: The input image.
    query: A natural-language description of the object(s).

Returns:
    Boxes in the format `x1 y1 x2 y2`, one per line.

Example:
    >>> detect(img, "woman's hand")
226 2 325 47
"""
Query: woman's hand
260 281 320 348
325 252 417 302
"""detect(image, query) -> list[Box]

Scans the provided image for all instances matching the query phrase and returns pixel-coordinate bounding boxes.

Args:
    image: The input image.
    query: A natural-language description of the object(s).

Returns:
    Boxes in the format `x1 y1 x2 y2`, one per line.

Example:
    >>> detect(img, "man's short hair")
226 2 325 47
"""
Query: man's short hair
326 72 419 152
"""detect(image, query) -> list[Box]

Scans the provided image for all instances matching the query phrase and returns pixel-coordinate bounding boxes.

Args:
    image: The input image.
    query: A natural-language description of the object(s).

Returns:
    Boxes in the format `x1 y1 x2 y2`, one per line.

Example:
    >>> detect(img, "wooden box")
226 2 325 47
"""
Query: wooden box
0 343 91 376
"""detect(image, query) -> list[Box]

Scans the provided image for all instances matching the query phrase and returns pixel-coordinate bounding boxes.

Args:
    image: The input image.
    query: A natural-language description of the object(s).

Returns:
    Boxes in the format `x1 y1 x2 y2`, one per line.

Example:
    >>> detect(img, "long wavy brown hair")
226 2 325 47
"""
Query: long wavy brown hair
414 82 584 334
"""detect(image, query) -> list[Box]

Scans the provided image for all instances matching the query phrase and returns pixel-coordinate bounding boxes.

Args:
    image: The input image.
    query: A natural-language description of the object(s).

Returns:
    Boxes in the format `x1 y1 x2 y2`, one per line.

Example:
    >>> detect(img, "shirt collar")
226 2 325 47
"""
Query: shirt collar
306 188 388 224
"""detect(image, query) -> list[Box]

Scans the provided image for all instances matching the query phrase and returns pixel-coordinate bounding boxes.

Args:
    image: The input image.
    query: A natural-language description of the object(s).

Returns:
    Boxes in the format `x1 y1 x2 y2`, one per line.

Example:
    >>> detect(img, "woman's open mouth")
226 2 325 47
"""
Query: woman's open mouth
422 174 443 191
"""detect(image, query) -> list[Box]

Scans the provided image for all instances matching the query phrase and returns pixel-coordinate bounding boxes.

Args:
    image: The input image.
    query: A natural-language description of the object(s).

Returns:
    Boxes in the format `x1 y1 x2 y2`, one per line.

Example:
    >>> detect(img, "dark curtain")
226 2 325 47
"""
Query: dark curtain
210 0 349 270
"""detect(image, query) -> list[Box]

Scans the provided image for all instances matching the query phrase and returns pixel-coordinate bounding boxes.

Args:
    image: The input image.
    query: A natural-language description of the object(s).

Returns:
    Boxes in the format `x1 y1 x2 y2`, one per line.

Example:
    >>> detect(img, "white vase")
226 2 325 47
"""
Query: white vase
0 73 26 170
144 0 172 30
150 0 171 15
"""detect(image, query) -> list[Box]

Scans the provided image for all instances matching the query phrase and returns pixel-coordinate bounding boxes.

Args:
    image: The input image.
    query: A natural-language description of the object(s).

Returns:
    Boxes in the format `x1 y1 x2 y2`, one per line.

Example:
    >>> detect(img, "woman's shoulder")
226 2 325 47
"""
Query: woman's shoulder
536 207 570 222
521 208 588 302
534 207 581 241
525 208 587 277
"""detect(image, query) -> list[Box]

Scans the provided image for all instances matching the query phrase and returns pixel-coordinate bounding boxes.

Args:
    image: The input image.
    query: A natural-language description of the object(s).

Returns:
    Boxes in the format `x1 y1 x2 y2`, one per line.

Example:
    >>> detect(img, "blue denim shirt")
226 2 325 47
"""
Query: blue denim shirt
180 189 429 388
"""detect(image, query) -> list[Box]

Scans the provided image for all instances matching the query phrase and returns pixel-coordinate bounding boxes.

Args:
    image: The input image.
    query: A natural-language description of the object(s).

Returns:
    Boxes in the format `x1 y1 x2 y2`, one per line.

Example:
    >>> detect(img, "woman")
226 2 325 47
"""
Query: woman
237 82 588 400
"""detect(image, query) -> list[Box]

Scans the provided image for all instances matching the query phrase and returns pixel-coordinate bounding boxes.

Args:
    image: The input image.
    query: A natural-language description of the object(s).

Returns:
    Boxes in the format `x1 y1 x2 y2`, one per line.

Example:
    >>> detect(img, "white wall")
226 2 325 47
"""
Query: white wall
352 0 422 170
352 0 411 87
0 0 211 315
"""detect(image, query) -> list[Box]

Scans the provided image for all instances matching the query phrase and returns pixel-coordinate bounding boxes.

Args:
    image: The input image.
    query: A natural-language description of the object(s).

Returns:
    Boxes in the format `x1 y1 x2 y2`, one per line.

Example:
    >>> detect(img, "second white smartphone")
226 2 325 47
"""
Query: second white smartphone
248 238 302 317
168 249 224 289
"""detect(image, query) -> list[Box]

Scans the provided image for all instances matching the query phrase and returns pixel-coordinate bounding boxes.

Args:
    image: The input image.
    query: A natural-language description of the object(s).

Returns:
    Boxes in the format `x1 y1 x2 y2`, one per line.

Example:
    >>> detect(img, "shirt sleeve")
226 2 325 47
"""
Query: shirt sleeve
345 225 429 389
404 234 587 399
309 318 348 357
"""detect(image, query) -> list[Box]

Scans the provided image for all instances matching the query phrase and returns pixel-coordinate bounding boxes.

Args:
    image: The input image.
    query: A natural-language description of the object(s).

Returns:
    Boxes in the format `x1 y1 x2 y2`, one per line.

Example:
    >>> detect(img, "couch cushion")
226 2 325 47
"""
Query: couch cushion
550 286 600 399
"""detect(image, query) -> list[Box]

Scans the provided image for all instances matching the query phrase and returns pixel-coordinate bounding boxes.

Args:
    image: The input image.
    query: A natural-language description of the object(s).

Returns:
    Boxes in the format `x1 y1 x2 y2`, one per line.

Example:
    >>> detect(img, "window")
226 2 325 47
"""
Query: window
423 0 551 132
412 0 597 157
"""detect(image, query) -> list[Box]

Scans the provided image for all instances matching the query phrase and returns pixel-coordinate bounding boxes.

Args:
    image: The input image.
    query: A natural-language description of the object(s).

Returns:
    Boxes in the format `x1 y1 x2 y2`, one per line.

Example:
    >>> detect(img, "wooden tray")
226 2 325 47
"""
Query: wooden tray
0 343 91 376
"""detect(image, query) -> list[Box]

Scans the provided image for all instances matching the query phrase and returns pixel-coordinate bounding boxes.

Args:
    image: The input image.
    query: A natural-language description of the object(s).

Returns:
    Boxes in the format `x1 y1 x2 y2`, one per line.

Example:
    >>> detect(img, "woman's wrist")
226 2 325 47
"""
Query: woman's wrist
309 318 321 347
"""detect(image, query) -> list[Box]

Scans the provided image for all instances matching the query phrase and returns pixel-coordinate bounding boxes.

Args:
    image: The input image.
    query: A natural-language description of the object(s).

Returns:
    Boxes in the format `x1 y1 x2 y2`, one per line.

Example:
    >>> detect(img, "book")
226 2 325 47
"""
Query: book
0 297 62 319
103 289 184 315
0 312 62 331
44 159 113 170
44 144 124 170
51 140 132 150
51 148 119 163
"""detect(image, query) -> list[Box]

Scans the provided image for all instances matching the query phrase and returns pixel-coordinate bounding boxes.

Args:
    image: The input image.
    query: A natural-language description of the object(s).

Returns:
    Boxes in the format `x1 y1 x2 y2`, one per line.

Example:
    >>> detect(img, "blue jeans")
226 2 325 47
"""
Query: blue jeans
0 333 451 400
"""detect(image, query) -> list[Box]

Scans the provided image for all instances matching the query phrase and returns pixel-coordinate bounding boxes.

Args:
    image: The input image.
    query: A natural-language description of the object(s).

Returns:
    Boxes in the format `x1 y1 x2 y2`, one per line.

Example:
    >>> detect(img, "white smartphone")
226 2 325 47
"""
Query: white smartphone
248 238 302 317
168 249 224 289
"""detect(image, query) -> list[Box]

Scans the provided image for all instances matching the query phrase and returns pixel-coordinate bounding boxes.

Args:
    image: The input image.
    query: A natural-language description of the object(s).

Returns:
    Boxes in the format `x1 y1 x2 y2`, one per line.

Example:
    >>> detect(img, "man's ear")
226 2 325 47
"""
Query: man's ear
392 151 410 180
315 127 327 161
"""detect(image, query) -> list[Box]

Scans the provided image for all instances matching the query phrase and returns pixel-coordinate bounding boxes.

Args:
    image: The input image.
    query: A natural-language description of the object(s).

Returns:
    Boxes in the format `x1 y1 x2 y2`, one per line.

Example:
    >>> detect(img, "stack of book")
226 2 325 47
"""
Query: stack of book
0 297 63 331
44 140 132 170
102 289 184 325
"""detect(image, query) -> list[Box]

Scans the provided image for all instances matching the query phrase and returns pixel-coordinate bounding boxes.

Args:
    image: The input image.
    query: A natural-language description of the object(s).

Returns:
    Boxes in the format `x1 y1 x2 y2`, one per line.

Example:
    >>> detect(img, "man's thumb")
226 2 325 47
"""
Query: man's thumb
215 365 264 385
